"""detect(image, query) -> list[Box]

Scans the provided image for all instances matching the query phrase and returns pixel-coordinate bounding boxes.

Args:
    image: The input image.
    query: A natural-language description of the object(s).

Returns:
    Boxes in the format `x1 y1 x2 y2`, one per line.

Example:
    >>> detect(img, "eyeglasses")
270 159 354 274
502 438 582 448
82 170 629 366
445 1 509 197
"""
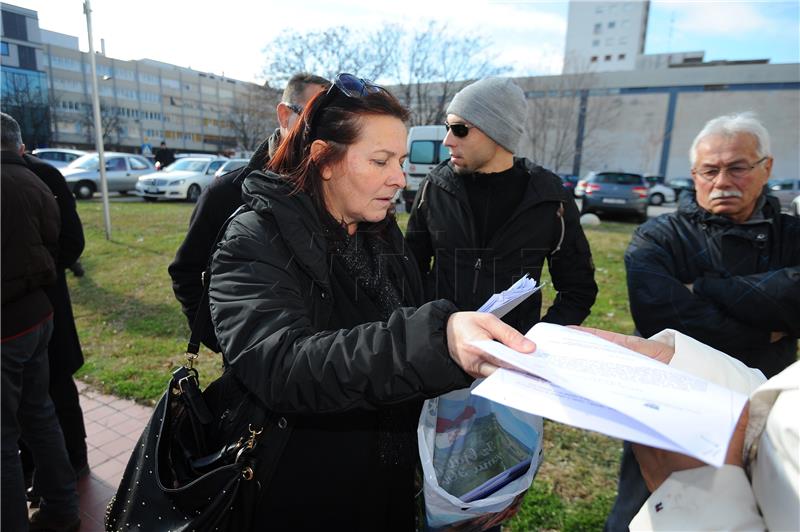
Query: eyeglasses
444 122 474 138
285 103 304 115
692 156 769 182
307 73 385 140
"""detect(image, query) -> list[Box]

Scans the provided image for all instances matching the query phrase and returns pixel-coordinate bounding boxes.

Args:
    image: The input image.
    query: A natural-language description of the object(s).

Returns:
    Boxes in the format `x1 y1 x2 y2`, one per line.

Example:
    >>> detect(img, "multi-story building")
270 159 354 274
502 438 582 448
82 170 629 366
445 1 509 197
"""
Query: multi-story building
563 0 650 73
1 3 278 154
1 3 51 146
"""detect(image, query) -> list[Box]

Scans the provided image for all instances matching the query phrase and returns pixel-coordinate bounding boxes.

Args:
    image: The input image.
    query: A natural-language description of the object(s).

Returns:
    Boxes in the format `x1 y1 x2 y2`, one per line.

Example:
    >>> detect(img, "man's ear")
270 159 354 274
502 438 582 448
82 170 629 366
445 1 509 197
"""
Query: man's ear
19 143 26 156
310 140 332 180
276 102 292 130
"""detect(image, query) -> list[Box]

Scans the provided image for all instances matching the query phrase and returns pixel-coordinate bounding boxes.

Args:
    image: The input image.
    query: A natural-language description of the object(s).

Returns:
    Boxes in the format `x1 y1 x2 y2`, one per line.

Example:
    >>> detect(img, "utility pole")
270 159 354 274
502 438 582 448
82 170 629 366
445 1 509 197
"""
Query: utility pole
83 0 112 240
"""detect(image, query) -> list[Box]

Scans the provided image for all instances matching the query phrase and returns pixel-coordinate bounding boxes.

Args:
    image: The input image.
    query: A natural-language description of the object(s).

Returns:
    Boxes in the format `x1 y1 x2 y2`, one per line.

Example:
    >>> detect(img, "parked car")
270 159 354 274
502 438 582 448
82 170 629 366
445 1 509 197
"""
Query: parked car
214 158 249 178
135 157 228 202
579 171 649 223
767 178 800 212
558 173 579 196
665 177 695 200
31 148 86 169
643 175 676 205
792 195 800 217
402 125 448 212
62 152 155 199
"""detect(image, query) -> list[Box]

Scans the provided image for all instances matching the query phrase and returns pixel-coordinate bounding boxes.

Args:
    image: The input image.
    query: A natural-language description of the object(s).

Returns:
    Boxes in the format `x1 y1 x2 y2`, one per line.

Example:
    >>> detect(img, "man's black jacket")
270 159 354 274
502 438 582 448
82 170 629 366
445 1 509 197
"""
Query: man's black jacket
625 192 800 378
24 154 86 374
168 130 279 351
405 157 598 333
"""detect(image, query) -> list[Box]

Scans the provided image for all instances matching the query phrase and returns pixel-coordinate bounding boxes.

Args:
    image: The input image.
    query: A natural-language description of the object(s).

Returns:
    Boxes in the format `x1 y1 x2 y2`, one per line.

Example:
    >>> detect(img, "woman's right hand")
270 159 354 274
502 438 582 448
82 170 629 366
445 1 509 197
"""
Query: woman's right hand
445 312 536 379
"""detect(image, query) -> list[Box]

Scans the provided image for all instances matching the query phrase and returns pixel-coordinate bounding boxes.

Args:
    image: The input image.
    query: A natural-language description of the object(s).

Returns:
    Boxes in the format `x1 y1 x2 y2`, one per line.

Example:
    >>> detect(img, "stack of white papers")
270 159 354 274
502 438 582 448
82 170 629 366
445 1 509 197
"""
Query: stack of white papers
476 275 543 318
470 323 748 467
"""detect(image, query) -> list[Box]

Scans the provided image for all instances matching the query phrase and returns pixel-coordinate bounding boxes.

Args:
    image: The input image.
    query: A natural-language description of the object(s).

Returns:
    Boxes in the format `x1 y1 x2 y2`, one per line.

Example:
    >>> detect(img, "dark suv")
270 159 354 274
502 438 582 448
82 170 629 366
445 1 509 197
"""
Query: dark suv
580 171 649 223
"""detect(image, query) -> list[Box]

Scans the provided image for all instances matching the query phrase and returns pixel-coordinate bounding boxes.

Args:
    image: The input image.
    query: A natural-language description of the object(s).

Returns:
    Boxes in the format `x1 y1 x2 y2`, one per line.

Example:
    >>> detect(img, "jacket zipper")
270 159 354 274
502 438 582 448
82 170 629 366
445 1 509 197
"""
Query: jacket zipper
472 258 482 294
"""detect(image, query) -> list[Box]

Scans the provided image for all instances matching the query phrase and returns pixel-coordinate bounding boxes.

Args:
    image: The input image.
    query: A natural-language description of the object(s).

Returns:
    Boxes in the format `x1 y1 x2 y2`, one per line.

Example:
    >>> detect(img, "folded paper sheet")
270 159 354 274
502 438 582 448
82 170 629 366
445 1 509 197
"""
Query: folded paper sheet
471 323 748 467
476 275 543 318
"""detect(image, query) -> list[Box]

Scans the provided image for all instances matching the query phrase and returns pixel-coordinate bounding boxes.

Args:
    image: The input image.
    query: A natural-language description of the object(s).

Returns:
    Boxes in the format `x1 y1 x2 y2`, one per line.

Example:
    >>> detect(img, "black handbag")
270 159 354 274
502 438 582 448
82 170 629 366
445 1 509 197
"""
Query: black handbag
106 208 292 531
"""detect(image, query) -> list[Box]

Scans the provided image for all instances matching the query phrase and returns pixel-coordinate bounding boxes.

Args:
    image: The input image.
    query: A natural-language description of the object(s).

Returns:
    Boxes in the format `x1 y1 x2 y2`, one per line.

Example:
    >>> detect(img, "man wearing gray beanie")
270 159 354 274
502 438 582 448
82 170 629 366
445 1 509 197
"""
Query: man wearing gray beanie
406 77 597 335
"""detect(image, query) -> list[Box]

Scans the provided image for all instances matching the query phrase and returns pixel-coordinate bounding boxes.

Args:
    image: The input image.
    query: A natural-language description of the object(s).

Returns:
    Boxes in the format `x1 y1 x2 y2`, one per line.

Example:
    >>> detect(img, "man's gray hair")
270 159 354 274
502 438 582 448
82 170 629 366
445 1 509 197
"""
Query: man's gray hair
690 112 771 165
1 112 23 151
281 73 330 105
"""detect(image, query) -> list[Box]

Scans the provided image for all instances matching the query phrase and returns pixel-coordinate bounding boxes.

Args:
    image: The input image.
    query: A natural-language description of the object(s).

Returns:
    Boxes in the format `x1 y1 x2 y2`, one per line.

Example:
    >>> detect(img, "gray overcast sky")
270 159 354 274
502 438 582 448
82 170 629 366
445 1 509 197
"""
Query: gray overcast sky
9 0 800 84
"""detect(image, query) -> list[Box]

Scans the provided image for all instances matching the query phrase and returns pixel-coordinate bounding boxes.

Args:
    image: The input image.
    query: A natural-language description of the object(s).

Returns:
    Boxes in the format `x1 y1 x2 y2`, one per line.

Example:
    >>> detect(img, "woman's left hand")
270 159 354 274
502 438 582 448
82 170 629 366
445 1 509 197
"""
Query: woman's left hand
445 312 536 378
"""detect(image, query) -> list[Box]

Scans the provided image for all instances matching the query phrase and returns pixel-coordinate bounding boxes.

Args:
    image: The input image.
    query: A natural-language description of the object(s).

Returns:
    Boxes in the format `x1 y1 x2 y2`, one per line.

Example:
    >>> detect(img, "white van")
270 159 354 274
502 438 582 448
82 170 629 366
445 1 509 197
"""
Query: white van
401 125 448 212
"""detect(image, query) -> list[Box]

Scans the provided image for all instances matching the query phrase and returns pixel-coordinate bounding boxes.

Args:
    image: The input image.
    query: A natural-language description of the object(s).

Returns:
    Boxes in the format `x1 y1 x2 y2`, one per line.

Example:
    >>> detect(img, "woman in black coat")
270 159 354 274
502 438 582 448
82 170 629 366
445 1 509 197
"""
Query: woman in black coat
208 74 535 531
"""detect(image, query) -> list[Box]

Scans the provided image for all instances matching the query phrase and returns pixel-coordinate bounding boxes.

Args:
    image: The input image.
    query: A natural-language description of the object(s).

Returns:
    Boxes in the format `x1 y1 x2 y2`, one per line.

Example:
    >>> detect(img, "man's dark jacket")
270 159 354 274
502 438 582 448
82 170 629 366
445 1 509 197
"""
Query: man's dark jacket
208 170 471 529
168 130 280 351
626 192 800 378
405 157 597 333
24 154 85 374
1 151 60 339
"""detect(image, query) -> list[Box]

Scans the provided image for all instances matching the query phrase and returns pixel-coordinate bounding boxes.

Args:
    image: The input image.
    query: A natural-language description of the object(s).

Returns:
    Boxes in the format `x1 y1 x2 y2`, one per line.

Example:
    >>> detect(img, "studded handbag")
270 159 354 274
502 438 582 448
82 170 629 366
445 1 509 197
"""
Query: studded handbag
105 209 292 531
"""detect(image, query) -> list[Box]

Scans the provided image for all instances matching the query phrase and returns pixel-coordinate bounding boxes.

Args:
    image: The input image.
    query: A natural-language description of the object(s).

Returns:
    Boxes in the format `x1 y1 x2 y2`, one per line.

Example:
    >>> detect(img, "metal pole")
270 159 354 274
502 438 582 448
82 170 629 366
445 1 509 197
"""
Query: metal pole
83 0 112 240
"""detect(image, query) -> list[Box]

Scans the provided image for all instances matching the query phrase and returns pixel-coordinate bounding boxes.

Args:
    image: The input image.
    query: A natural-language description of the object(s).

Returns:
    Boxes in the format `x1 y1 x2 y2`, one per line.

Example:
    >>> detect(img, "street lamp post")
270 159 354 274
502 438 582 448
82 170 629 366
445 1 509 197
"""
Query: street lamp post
83 0 112 240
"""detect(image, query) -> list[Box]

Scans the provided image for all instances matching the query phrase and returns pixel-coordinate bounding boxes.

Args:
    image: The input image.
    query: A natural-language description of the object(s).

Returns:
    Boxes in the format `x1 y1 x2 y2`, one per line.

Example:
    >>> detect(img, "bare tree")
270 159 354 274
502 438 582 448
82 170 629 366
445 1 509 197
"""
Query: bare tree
262 26 395 86
522 61 620 175
227 84 280 151
260 22 509 125
2 70 52 147
78 102 122 148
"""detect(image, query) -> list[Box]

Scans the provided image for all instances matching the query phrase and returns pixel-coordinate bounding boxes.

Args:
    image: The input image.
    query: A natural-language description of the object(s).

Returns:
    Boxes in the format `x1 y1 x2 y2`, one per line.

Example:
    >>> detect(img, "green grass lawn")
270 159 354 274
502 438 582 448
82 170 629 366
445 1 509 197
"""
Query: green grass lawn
71 199 636 531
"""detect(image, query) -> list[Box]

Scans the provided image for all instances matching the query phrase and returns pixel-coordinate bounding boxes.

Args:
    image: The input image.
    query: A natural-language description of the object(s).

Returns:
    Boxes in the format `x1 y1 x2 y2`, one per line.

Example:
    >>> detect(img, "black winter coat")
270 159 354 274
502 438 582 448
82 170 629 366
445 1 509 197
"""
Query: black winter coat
406 157 597 333
1 151 60 338
625 192 800 378
24 154 85 374
208 171 472 530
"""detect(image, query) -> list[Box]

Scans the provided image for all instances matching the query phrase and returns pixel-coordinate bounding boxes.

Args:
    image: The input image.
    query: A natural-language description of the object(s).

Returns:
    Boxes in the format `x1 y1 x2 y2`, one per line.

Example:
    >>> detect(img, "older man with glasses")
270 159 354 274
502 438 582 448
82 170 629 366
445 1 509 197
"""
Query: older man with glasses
405 77 598 336
605 112 800 531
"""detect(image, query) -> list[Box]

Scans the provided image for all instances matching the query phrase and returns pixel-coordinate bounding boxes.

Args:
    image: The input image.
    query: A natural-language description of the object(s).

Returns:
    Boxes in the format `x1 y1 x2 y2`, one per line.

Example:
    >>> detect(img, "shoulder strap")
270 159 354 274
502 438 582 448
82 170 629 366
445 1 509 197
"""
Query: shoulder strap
186 204 250 356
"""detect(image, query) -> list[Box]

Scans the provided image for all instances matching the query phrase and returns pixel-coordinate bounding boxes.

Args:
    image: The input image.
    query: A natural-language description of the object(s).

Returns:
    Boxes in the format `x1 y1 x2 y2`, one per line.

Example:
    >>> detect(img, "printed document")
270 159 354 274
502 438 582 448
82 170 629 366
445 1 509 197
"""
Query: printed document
471 322 748 466
476 275 542 318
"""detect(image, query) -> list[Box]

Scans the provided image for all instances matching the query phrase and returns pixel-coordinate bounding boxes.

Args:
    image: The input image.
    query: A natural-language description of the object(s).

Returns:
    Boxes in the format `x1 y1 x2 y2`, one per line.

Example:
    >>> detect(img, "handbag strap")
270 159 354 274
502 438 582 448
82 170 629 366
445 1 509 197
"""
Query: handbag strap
186 204 249 359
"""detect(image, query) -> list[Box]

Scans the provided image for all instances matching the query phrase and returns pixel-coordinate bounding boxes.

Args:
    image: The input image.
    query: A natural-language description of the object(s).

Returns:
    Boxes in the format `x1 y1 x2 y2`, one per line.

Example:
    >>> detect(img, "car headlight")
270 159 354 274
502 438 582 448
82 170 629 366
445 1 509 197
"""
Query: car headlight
170 179 185 186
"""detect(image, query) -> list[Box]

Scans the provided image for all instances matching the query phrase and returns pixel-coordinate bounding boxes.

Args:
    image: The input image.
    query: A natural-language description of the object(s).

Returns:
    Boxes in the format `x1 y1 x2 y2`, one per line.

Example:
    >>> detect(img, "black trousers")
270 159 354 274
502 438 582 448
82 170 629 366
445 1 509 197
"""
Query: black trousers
21 371 87 474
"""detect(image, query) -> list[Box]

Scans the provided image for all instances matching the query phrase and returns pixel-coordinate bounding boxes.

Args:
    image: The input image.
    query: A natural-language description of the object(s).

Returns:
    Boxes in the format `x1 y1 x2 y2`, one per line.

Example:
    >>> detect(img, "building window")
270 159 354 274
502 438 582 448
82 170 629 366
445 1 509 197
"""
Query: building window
17 45 37 70
618 54 626 60
591 56 598 63
608 21 616 29
592 40 600 47
595 5 604 13
619 36 628 45
605 55 612 61
593 23 602 35
606 38 614 46
2 11 27 41
1 42 8 56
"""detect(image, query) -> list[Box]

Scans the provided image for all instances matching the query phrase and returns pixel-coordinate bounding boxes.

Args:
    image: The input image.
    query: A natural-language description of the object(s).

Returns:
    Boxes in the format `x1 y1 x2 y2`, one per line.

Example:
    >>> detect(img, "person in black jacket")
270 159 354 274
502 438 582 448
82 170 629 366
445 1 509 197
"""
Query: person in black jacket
168 72 329 351
20 153 89 490
208 74 536 531
606 112 800 531
406 78 597 333
1 112 80 532
153 141 175 170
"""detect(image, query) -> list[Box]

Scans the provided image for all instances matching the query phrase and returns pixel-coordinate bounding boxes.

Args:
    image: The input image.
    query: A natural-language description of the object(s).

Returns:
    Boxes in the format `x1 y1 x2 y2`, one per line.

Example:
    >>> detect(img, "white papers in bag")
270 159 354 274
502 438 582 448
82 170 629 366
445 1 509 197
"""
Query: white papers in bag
476 275 543 318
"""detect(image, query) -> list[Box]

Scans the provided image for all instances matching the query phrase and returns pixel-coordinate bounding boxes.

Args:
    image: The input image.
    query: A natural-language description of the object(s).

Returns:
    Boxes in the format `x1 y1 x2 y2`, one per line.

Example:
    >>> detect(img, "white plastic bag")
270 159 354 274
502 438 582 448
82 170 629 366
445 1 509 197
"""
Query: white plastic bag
418 380 544 531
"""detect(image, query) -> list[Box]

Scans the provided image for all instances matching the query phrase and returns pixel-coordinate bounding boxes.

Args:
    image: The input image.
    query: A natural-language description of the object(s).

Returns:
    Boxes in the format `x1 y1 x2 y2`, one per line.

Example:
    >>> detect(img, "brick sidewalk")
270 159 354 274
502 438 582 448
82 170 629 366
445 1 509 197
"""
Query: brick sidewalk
71 381 152 531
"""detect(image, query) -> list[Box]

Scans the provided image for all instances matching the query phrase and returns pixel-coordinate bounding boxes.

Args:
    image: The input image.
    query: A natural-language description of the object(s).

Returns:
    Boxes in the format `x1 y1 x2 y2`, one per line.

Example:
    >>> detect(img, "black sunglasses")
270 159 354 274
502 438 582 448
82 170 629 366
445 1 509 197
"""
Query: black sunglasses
306 73 385 140
445 122 474 138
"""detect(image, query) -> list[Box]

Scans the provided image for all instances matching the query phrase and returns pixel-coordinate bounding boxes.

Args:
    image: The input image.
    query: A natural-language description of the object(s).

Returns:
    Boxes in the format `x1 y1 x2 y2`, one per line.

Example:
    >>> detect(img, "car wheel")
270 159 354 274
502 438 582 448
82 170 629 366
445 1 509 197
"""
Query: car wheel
650 193 664 206
143 197 157 202
73 181 96 200
636 210 648 224
186 184 202 203
118 190 128 196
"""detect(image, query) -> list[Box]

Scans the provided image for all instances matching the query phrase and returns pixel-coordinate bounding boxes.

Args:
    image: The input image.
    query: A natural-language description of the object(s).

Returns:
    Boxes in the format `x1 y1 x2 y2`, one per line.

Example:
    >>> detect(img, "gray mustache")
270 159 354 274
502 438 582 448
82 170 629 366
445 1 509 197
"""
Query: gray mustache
709 189 744 200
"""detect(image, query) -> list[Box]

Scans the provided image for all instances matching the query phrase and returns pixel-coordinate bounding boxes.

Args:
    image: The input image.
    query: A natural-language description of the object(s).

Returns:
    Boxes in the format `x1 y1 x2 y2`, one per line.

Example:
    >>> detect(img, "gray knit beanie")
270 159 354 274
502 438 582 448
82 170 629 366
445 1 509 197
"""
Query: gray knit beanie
446 77 527 153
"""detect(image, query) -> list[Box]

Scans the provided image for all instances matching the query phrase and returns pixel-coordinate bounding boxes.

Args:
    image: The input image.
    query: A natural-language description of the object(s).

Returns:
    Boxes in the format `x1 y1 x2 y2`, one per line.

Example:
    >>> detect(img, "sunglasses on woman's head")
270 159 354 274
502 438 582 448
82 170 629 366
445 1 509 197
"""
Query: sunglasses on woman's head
307 73 386 140
445 122 473 138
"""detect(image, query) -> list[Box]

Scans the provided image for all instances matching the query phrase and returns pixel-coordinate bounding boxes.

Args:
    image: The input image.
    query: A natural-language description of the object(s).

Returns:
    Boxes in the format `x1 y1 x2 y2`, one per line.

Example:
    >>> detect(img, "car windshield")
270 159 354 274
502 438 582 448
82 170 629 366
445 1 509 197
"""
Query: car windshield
595 173 643 185
67 154 100 170
163 159 209 172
